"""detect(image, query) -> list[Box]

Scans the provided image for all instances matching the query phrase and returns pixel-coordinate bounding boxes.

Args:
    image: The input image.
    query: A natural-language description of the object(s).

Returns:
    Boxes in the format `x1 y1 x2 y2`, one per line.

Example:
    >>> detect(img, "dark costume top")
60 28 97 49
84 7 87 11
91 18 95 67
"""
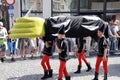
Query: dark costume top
76 38 86 53
57 38 69 61
98 36 108 57
43 40 53 56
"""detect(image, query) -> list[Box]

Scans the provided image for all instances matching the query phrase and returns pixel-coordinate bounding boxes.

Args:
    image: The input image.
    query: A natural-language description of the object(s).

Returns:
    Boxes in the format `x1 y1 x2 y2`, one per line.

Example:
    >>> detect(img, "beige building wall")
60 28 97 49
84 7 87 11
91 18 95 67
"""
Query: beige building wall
53 0 72 11
28 0 43 11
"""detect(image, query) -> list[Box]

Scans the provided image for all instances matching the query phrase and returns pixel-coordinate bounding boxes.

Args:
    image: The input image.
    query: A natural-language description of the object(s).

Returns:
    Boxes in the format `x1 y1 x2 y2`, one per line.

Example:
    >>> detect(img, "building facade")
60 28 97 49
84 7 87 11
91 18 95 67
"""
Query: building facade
1 0 120 29
20 0 120 21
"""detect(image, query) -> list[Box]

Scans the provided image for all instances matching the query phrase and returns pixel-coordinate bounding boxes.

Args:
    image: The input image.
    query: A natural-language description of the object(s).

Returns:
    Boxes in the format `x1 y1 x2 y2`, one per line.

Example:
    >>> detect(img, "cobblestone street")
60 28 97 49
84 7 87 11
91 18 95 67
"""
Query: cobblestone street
0 53 120 80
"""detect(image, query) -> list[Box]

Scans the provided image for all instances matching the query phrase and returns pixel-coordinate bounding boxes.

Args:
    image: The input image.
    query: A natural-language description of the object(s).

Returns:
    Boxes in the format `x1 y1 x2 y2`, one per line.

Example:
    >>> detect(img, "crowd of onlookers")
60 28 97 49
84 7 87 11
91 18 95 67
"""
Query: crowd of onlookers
7 37 45 61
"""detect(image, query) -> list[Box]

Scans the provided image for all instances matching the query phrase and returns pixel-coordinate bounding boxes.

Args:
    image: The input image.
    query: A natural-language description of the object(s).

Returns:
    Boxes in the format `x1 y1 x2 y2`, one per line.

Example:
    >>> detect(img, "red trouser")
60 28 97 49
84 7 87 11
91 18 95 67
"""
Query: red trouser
41 55 51 71
78 50 88 66
58 60 69 79
95 57 108 74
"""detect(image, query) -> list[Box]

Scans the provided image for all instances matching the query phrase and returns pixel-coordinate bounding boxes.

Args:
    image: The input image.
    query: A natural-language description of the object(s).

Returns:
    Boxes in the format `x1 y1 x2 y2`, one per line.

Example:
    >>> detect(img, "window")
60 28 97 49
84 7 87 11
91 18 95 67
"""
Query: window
21 0 43 17
52 0 77 12
107 0 120 10
52 0 104 16
52 0 120 21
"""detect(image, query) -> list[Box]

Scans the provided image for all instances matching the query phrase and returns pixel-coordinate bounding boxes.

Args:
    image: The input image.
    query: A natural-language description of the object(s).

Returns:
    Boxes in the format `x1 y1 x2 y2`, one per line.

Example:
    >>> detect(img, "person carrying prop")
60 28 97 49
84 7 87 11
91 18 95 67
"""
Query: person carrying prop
93 28 109 80
74 37 92 74
41 39 53 79
55 26 70 80
0 22 8 62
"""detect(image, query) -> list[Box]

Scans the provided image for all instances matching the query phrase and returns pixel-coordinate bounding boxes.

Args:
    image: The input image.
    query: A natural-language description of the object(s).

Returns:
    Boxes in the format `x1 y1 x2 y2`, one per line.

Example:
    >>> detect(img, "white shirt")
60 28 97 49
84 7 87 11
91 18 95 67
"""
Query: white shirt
0 26 8 50
0 26 8 39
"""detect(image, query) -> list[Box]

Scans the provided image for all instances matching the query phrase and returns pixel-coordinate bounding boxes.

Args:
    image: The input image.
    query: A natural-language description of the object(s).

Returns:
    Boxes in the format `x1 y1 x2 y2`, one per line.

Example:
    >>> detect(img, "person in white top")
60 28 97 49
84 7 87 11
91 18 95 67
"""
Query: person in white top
109 19 120 54
37 37 44 57
114 20 120 51
85 36 91 56
0 22 8 62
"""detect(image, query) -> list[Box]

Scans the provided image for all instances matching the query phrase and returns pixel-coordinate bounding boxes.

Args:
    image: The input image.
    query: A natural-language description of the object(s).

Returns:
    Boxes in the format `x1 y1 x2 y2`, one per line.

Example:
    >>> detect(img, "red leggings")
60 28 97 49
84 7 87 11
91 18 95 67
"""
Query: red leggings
41 55 51 71
78 50 88 66
59 60 69 79
95 57 108 74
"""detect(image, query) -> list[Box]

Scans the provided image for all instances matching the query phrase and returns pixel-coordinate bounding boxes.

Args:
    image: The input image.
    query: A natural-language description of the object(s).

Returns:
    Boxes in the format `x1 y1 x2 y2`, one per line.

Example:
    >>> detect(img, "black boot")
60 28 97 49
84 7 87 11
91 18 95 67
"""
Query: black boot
86 63 92 72
65 76 71 80
48 69 53 78
93 72 99 80
41 70 49 79
1 57 5 63
11 58 15 62
103 73 107 80
74 65 81 74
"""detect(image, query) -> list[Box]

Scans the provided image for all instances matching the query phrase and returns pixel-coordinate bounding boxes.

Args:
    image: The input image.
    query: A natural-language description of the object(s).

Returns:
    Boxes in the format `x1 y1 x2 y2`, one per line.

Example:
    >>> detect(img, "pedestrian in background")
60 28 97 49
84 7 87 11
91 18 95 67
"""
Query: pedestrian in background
30 38 37 59
37 37 44 57
0 22 8 62
109 19 120 54
17 38 30 60
8 31 16 61
85 36 91 56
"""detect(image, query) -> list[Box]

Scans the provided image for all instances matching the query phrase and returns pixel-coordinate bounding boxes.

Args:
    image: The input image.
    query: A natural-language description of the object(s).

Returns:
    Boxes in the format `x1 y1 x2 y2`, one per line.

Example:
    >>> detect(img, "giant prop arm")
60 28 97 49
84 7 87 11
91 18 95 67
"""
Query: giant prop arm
9 15 109 42
9 16 109 54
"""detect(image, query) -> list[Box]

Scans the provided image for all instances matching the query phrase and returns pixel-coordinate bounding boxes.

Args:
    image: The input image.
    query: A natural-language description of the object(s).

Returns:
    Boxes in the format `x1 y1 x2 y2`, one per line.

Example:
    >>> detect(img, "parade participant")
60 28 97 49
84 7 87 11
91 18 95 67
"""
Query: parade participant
0 22 8 62
55 26 70 80
41 40 53 79
74 38 92 74
93 28 108 80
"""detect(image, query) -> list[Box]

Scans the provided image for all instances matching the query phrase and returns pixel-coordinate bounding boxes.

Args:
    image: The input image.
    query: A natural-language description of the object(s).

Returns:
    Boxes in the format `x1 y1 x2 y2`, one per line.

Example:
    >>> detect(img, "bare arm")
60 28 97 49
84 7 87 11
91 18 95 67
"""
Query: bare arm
83 43 86 50
45 42 50 48
55 45 62 54
114 28 120 38
103 48 107 61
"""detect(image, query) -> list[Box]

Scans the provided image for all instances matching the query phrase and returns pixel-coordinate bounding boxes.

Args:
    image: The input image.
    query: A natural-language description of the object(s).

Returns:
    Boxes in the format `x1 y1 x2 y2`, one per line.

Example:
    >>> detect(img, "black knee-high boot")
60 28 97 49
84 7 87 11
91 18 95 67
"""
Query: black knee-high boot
1 57 5 63
86 63 92 72
93 72 99 80
41 70 49 79
48 69 53 77
65 76 71 80
103 73 107 80
74 65 81 74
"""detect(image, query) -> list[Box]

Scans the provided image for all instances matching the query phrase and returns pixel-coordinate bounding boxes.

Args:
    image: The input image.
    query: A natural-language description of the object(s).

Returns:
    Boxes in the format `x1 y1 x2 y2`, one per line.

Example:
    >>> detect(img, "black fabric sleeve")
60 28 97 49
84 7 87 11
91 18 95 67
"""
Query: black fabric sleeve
60 41 67 51
75 38 78 45
103 39 108 48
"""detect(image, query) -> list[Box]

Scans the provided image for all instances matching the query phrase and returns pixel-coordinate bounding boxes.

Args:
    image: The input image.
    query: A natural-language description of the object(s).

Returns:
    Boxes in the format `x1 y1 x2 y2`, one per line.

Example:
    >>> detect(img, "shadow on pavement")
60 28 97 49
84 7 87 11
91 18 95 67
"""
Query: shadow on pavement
7 74 58 80
69 69 94 78
7 64 120 80
7 72 94 80
108 64 120 77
